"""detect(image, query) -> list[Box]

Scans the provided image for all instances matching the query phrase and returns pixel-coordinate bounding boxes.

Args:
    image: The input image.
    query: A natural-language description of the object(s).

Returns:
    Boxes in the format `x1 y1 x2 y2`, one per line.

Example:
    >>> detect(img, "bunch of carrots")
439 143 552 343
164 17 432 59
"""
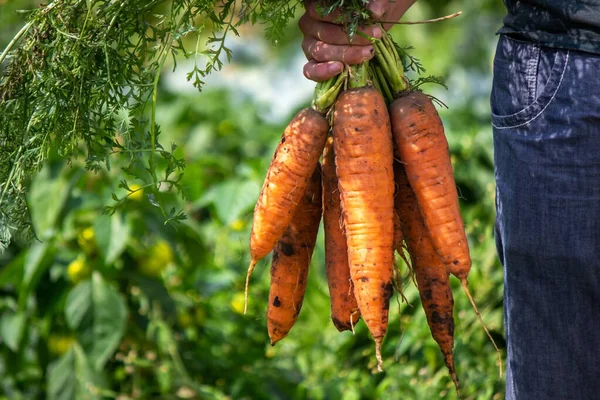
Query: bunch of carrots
243 22 499 396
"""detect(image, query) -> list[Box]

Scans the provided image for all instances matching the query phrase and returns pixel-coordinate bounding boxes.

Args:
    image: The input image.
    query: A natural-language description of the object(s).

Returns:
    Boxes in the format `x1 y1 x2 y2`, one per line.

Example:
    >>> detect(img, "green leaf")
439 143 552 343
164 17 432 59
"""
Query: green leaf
19 240 55 308
47 344 104 400
47 348 77 400
64 272 127 370
0 311 26 352
0 251 24 287
93 212 131 265
194 179 260 224
27 163 82 240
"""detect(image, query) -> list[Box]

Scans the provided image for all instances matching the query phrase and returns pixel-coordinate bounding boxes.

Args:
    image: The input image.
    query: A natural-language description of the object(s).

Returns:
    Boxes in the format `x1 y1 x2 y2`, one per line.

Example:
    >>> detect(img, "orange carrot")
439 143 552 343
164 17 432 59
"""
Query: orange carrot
321 137 360 332
267 164 323 345
245 108 329 312
389 91 471 282
332 86 395 371
394 160 459 393
390 91 504 378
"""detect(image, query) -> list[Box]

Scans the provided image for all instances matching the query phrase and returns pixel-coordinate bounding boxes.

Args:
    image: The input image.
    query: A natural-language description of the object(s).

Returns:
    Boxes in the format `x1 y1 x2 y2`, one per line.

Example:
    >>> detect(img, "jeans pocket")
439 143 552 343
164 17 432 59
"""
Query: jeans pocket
491 35 569 129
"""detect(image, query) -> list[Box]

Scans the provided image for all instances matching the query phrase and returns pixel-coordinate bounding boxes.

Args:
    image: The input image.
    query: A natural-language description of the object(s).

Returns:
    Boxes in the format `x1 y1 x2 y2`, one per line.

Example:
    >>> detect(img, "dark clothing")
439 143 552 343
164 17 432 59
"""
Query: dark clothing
491 34 600 399
498 0 600 54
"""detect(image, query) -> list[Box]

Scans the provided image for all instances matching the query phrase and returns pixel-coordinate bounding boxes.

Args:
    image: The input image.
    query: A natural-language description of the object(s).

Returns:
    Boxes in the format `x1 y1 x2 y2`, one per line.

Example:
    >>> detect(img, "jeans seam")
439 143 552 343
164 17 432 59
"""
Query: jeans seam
492 51 569 130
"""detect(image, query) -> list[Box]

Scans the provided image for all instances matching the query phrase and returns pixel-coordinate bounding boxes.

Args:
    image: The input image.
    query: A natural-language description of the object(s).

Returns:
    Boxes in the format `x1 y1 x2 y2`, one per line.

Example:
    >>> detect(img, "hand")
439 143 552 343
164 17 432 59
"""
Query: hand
299 0 417 82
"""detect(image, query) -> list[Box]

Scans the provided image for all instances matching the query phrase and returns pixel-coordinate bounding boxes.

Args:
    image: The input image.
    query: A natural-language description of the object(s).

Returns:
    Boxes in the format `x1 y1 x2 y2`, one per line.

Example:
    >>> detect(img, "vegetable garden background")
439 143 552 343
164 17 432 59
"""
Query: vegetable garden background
1 0 506 398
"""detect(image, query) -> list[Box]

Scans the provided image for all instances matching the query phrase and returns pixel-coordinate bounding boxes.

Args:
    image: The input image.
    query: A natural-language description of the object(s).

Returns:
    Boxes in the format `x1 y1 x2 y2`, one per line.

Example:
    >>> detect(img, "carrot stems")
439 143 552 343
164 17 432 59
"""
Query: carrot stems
348 62 369 89
382 30 403 70
313 70 347 113
373 38 407 94
372 63 393 104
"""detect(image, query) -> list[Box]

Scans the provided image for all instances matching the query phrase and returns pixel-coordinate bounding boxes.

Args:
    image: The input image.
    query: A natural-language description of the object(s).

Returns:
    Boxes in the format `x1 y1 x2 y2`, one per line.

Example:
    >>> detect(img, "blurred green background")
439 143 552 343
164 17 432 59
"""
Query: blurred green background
0 0 506 399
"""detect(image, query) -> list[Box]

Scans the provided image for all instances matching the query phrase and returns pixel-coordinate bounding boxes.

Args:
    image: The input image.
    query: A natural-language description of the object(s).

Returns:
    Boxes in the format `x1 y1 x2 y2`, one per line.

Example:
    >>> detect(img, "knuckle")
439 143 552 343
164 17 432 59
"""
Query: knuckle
301 38 314 58
346 47 367 65
310 42 326 61
341 46 354 64
298 14 309 32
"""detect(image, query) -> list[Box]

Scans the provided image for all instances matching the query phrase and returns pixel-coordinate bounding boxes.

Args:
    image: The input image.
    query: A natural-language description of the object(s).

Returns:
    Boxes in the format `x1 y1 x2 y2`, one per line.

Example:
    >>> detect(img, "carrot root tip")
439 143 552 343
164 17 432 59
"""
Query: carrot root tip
375 338 384 373
350 313 357 335
442 350 461 397
244 259 258 315
460 278 504 378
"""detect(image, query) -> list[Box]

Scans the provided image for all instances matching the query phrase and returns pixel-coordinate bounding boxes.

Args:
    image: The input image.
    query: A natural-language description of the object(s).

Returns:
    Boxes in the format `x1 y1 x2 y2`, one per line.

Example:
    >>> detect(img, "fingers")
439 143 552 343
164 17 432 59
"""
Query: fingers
298 13 381 46
299 0 415 82
303 60 344 82
302 35 375 65
367 0 417 28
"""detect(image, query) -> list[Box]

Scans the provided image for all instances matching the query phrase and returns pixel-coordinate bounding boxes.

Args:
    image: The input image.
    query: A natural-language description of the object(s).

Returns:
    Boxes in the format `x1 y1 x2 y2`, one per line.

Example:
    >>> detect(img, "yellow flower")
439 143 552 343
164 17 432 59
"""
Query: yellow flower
151 240 174 263
128 184 144 201
265 346 276 358
230 292 245 314
138 240 174 278
230 219 245 231
67 255 91 284
77 227 96 254
48 334 75 355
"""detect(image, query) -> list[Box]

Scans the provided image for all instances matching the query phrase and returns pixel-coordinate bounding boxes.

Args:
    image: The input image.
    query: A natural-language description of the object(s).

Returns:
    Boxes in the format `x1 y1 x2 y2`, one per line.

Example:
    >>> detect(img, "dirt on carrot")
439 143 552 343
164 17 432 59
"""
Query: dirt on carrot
322 137 361 332
394 160 459 393
267 164 323 345
245 107 329 313
389 91 471 282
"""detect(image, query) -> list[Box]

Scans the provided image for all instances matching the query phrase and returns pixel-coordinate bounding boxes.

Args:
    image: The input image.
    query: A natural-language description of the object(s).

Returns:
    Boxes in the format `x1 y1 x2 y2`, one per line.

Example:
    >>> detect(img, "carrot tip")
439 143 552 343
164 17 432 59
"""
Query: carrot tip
460 278 504 378
442 350 461 396
375 338 384 373
244 259 258 315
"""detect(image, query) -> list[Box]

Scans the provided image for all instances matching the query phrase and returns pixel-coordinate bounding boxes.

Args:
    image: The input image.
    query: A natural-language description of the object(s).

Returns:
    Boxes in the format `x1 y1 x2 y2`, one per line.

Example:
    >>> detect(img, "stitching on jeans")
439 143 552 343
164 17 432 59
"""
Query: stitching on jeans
492 51 570 130
525 46 540 104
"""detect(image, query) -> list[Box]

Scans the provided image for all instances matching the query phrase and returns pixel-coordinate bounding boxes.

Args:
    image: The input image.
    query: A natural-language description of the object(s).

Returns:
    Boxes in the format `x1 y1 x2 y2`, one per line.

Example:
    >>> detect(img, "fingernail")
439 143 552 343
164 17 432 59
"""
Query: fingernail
363 46 375 59
372 25 383 39
368 2 384 18
328 62 343 74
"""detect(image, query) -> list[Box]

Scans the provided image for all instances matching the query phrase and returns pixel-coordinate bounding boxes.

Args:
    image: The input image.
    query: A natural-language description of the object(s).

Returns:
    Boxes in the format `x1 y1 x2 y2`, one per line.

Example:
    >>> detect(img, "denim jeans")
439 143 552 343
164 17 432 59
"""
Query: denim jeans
491 34 600 400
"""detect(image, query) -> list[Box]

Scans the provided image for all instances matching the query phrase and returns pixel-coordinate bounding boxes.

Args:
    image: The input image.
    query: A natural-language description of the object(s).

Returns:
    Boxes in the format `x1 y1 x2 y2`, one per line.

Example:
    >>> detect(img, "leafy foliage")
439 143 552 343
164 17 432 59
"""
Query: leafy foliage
0 0 301 249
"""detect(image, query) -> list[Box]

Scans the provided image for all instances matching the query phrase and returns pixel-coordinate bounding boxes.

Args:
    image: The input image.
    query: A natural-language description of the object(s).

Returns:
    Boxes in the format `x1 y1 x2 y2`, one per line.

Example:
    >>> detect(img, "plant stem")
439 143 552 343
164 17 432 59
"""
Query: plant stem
313 70 347 113
372 31 410 95
348 62 369 89
374 64 393 104
0 22 32 67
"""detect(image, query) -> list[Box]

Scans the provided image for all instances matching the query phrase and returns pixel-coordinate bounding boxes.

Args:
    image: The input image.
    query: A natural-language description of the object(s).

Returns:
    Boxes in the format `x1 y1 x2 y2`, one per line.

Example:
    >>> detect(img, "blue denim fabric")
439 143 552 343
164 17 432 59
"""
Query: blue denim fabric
491 34 600 400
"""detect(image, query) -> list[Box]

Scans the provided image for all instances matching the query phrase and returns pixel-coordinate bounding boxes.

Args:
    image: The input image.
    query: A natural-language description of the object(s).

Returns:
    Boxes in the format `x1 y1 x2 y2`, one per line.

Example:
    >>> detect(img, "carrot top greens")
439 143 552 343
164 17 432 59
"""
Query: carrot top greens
1 0 350 249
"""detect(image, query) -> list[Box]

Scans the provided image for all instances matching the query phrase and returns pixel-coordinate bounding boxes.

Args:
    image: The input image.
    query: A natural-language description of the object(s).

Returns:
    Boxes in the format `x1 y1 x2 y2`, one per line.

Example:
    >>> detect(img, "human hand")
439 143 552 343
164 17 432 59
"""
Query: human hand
299 0 417 82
